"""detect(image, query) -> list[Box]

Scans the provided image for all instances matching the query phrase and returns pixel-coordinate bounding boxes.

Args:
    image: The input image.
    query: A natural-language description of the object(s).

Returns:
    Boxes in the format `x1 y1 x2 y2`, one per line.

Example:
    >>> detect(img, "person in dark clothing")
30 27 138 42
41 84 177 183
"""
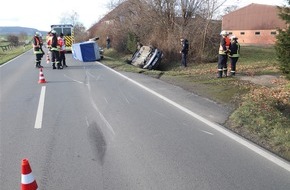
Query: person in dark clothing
50 30 62 69
106 36 111 49
229 35 240 76
180 38 189 67
32 32 44 68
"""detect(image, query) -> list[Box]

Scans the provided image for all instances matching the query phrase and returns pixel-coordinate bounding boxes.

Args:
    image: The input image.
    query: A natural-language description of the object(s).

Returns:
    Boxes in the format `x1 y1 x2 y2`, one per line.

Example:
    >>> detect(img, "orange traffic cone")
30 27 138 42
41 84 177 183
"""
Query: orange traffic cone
46 53 50 64
21 159 38 190
38 68 46 84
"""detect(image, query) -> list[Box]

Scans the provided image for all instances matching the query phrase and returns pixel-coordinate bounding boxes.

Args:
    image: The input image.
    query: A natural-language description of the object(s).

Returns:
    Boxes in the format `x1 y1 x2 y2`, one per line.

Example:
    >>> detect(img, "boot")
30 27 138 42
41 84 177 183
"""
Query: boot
57 63 63 69
63 60 68 67
217 71 223 78
223 70 228 77
36 62 42 68
52 63 56 69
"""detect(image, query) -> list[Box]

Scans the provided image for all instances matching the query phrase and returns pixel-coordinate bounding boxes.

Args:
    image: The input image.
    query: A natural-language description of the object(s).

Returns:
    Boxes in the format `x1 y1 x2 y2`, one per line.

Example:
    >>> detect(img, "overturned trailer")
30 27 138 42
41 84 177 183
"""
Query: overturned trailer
130 46 163 70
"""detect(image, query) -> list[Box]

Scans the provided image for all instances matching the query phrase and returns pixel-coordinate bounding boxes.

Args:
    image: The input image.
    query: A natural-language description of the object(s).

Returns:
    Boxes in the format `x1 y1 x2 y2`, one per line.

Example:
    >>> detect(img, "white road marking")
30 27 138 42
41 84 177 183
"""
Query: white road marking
99 62 290 172
34 86 46 129
118 87 130 104
90 98 115 135
87 70 101 81
104 97 108 104
0 51 31 68
64 74 85 84
200 130 214 136
86 71 115 136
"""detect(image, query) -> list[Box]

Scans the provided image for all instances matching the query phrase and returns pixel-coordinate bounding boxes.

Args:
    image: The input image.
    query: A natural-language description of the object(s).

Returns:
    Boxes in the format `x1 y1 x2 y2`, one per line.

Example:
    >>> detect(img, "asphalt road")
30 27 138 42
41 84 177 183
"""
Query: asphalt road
0 50 290 190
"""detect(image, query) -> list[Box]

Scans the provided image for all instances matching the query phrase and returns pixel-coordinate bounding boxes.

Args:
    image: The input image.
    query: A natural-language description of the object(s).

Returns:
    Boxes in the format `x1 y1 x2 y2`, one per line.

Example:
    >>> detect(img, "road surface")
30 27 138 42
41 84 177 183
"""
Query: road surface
0 50 290 189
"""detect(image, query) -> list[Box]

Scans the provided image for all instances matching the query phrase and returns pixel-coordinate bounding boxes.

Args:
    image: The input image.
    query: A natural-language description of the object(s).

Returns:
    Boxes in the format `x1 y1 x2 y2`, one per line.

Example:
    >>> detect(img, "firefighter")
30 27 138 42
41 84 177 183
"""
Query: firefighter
180 38 189 67
46 31 52 50
38 33 45 58
46 31 52 64
32 32 43 68
229 35 240 76
58 33 67 67
217 30 230 78
50 30 62 69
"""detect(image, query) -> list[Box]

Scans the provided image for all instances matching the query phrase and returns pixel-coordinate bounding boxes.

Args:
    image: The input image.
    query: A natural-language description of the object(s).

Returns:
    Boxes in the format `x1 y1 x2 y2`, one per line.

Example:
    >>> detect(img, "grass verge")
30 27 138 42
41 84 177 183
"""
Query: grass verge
0 46 31 65
102 46 290 161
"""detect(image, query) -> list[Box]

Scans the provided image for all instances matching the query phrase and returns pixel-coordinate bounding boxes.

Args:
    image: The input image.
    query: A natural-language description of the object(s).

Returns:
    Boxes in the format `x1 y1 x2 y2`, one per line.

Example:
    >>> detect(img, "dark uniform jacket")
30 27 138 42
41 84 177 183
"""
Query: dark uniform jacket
51 34 58 48
181 39 189 54
229 41 240 57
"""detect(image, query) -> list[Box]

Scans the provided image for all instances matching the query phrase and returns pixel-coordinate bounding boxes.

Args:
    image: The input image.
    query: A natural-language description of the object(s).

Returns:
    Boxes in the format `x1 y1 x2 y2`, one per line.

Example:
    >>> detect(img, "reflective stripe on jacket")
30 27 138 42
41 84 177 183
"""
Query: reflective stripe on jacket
219 36 228 55
229 41 240 58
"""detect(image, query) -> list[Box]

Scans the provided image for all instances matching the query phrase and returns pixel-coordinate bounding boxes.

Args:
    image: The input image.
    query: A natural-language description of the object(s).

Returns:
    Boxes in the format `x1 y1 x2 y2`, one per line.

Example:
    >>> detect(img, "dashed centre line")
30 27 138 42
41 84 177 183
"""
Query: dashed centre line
34 86 46 129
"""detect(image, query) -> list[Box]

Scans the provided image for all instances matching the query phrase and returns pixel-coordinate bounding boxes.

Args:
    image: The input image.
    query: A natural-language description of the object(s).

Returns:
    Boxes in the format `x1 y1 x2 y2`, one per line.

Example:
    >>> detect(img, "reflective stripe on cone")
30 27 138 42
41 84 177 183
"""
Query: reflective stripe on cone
21 159 38 190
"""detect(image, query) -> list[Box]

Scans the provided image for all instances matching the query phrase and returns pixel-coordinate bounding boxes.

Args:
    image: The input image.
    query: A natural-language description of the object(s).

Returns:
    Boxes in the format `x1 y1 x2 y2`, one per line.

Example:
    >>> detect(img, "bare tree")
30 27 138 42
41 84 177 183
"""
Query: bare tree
59 11 89 42
198 0 226 59
89 0 224 64
18 32 28 43
60 10 79 26
178 0 203 30
74 23 88 43
7 35 19 46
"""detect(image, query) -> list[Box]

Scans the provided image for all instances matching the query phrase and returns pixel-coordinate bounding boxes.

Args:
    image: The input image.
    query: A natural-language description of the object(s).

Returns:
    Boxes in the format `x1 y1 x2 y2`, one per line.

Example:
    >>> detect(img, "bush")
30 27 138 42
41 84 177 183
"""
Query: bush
275 3 290 80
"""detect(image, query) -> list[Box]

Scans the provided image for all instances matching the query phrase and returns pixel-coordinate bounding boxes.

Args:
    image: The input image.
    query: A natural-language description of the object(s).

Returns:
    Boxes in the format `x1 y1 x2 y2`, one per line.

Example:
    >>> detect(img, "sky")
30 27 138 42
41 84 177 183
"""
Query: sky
0 0 288 32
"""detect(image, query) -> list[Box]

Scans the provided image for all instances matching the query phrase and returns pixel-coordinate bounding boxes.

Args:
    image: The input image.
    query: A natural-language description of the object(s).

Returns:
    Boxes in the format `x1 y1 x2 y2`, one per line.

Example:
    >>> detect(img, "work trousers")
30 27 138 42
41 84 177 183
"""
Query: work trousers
217 54 228 77
59 51 66 66
181 53 187 67
51 50 61 68
229 57 239 75
35 53 42 67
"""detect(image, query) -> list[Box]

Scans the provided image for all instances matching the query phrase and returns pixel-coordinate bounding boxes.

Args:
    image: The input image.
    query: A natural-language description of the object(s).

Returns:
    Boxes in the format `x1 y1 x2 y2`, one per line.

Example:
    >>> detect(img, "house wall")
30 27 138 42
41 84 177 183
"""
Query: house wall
227 29 278 45
222 4 286 46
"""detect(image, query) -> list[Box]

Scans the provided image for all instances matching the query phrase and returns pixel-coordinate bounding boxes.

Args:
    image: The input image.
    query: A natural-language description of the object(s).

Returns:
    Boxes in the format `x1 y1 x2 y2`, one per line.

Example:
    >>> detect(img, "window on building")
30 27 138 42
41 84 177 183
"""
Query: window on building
271 31 277 35
255 31 260 35
229 32 233 35
240 32 245 35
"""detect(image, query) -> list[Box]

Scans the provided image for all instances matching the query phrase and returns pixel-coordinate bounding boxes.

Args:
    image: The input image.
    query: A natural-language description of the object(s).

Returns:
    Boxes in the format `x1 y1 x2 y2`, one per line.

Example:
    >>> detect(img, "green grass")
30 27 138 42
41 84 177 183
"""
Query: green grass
102 46 290 161
0 45 31 65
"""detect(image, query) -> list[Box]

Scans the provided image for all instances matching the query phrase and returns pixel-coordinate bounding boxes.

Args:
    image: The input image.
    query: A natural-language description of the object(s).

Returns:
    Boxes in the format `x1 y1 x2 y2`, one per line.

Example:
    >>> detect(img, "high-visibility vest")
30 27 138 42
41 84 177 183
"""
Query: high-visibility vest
32 36 42 54
46 35 52 49
229 42 240 58
57 37 66 51
225 36 230 49
219 38 227 55
219 36 231 55
50 35 60 51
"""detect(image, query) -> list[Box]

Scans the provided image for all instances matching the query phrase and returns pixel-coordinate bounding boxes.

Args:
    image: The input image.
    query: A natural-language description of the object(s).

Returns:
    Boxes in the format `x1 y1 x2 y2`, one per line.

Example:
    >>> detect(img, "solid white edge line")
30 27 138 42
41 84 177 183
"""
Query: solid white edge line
98 62 290 172
34 86 46 129
0 50 31 68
